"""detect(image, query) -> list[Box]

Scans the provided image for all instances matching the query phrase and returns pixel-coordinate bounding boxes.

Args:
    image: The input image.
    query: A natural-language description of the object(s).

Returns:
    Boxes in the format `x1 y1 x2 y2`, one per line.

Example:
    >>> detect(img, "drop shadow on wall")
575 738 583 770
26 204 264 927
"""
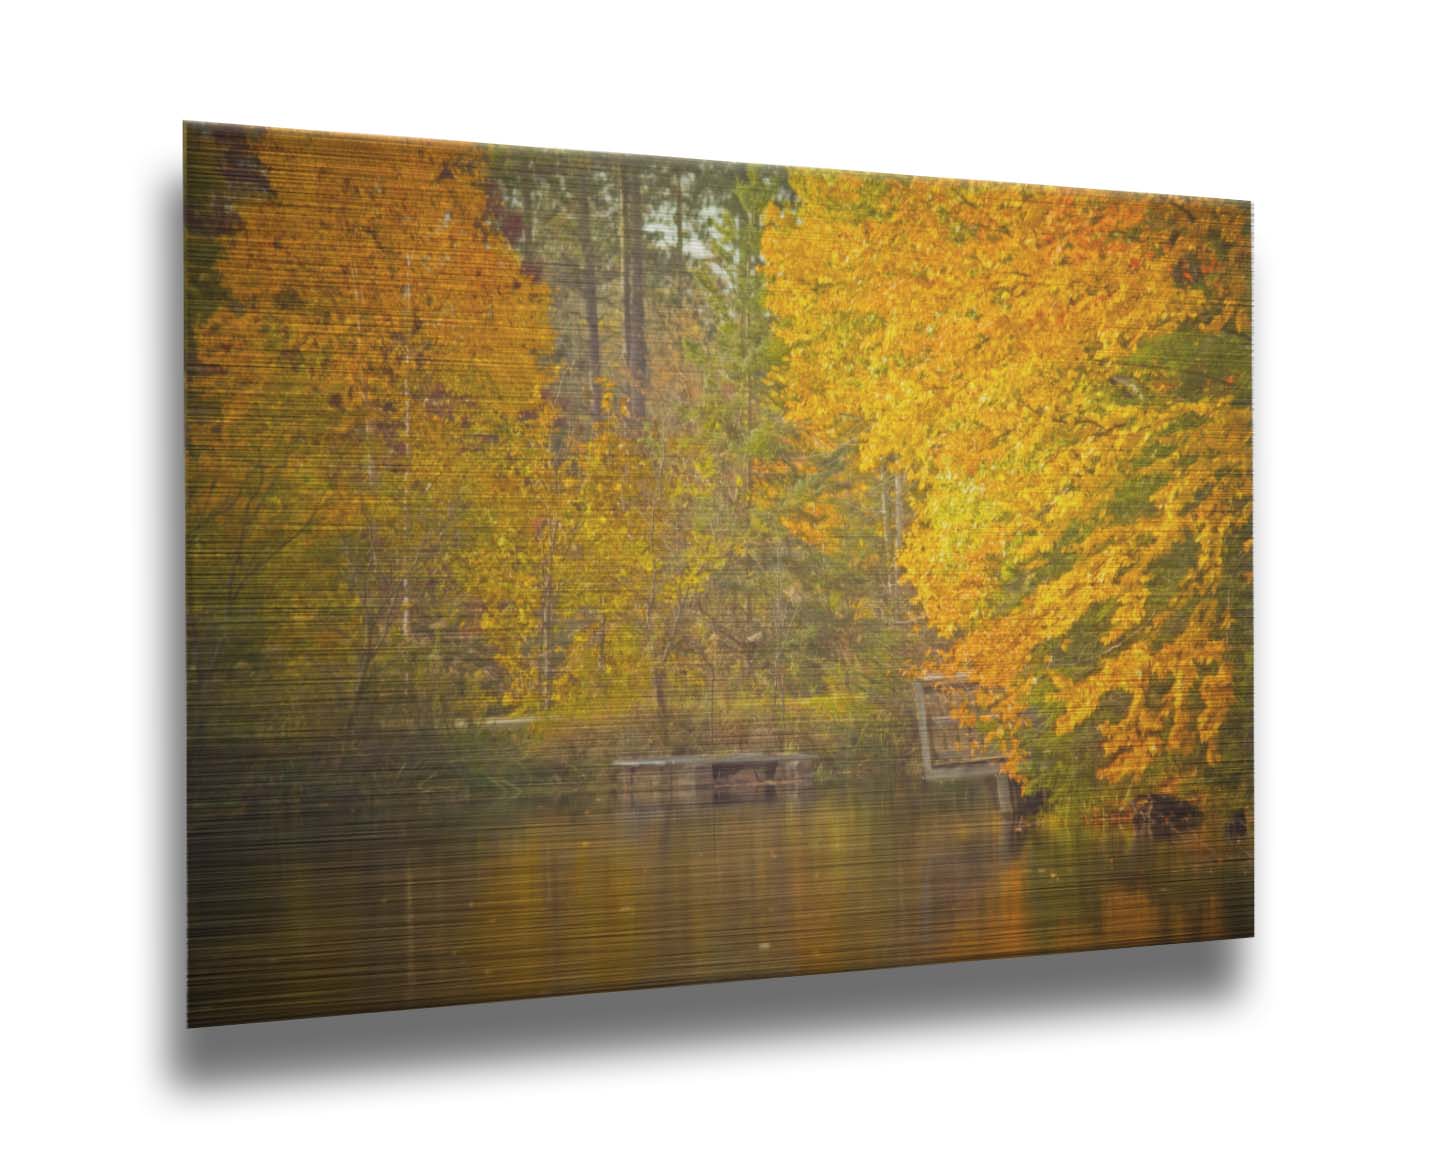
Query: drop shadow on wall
158 175 1251 1089
171 941 1246 1087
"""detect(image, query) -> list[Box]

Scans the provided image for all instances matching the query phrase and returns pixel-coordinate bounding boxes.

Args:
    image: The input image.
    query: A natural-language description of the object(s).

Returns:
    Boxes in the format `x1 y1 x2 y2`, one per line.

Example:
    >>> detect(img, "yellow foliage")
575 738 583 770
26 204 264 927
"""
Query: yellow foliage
764 173 1251 787
187 128 556 732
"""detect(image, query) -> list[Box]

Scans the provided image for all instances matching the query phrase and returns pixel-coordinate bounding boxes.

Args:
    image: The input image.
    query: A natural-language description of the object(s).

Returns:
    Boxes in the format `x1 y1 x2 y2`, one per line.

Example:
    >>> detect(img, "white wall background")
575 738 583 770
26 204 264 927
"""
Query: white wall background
3 2 1436 1145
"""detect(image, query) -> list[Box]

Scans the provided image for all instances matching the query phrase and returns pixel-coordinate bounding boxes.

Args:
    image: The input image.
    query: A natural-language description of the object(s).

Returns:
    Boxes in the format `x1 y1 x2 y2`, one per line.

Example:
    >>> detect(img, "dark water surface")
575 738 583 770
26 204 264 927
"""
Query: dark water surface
188 782 1253 1026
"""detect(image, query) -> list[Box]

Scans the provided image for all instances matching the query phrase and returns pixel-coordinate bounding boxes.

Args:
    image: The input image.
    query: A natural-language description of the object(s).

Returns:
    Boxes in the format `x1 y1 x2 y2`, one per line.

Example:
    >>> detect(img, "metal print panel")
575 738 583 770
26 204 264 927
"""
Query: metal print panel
185 123 1253 1026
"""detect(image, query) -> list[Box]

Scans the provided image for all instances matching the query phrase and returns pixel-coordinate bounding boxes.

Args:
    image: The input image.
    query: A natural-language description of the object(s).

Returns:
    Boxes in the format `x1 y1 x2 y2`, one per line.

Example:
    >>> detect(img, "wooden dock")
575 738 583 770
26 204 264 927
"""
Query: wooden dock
613 751 818 805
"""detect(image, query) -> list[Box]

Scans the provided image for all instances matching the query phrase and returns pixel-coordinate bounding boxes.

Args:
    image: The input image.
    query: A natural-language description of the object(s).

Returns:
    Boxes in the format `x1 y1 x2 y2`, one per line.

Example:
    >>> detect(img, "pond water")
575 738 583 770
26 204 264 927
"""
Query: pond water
188 781 1253 1026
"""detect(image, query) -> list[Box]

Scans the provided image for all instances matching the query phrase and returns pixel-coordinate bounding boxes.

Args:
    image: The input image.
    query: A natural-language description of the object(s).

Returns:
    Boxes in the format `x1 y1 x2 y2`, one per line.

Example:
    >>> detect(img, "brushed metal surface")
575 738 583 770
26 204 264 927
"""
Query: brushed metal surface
185 123 1253 1027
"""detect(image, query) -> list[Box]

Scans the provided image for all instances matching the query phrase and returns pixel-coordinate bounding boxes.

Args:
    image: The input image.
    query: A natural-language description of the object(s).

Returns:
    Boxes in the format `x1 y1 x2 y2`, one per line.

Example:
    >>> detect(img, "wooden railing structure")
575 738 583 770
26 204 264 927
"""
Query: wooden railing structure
912 675 1014 815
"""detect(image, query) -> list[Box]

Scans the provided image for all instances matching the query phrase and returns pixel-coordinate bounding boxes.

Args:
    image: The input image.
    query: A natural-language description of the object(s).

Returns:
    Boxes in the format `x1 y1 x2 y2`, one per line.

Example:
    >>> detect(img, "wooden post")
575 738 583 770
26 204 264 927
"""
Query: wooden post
913 680 933 776
994 772 1013 818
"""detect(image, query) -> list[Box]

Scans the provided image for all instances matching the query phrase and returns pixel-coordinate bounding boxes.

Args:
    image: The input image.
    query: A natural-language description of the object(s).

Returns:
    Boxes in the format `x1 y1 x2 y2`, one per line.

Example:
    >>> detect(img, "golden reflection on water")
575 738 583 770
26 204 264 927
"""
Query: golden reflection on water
188 782 1253 1026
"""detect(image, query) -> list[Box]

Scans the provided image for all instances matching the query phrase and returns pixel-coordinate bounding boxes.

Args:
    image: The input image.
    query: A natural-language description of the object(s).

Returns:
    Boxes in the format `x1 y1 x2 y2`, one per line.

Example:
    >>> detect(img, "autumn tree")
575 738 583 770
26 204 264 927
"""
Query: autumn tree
683 168 798 719
187 127 556 760
765 173 1252 807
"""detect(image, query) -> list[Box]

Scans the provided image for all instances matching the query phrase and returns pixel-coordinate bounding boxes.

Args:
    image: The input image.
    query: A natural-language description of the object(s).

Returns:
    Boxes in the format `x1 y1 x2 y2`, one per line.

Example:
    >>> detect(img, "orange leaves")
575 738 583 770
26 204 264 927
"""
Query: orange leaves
765 171 1251 792
187 127 559 729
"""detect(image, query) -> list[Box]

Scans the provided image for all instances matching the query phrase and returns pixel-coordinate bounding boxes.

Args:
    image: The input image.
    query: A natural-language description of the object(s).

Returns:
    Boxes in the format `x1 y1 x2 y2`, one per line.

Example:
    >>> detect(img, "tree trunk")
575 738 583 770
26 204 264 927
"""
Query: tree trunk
891 470 906 613
880 471 893 615
620 162 648 419
673 167 685 319
539 517 557 710
653 663 671 751
576 160 603 419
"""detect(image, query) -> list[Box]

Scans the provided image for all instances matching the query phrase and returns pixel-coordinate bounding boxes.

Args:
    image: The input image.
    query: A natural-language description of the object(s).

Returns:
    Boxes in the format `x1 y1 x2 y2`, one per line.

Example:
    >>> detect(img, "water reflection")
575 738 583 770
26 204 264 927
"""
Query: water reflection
188 781 1253 1026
